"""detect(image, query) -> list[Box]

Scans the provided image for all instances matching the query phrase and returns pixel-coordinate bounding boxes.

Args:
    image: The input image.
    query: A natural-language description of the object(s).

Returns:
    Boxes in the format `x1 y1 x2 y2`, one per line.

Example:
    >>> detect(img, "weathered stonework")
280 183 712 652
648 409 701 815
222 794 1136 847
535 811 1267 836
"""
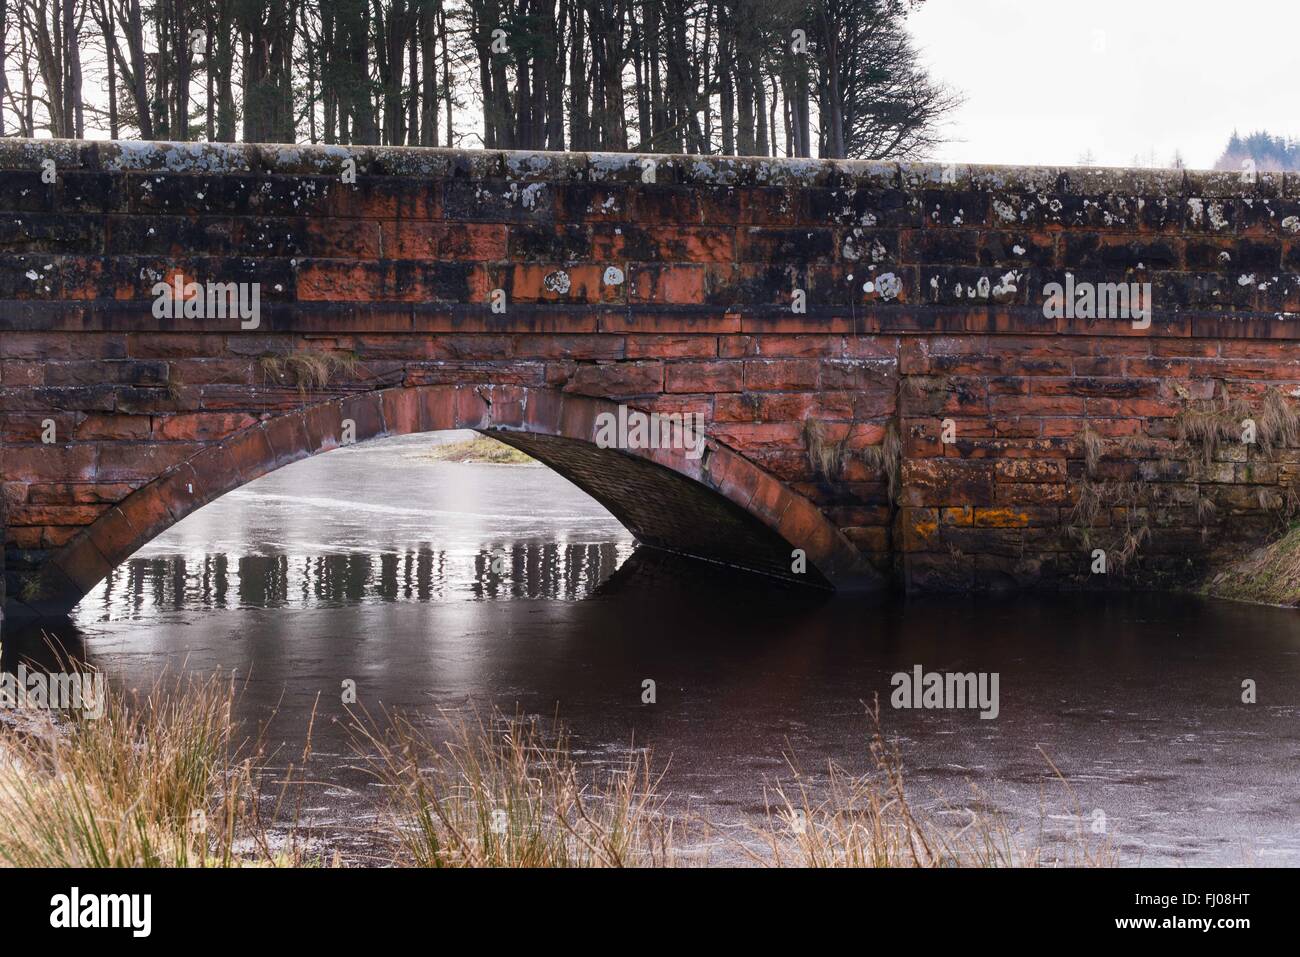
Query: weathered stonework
3 139 1300 617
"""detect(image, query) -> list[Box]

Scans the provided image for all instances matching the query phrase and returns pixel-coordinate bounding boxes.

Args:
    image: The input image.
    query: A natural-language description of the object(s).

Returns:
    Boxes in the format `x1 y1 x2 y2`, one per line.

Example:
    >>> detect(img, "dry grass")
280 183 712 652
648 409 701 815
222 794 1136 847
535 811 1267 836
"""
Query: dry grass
1255 389 1300 458
748 702 1114 868
1175 388 1253 466
355 702 1113 869
351 708 676 867
1068 480 1149 572
1079 424 1104 477
258 350 359 394
421 437 535 465
1205 521 1300 605
803 418 847 481
862 421 903 501
0 670 1116 869
1172 385 1300 466
0 668 308 868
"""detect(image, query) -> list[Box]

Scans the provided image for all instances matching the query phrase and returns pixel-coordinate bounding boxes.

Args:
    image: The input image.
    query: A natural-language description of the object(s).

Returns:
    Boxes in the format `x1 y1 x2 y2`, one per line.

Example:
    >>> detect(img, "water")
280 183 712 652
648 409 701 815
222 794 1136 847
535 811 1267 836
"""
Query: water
12 433 1300 865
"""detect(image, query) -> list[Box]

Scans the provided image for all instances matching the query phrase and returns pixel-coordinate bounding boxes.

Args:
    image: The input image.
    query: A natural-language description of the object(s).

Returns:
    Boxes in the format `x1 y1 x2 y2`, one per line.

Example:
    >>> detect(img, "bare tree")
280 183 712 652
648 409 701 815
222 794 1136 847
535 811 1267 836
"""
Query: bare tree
1 0 958 159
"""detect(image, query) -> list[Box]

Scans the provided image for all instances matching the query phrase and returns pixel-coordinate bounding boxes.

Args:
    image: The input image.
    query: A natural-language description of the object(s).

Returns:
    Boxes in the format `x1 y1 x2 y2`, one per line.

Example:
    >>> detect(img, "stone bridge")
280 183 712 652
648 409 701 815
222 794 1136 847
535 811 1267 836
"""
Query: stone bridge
3 139 1300 619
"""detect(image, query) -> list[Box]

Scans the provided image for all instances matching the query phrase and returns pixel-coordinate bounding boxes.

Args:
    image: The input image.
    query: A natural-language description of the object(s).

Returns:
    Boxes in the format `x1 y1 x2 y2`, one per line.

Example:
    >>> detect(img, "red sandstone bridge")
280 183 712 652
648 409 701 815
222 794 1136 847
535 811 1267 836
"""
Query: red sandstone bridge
3 139 1300 619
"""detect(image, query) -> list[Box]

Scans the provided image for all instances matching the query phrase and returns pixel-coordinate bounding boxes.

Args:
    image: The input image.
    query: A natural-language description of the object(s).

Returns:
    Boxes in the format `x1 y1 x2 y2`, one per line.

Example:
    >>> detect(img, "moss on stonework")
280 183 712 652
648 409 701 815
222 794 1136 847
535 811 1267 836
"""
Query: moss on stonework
1202 523 1300 606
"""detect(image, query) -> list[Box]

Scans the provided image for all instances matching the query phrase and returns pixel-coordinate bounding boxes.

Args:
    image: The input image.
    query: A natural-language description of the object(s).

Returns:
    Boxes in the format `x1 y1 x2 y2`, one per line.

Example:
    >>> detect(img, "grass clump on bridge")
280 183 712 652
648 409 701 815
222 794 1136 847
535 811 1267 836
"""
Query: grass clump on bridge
861 421 903 501
1175 385 1300 466
804 419 848 480
258 349 359 395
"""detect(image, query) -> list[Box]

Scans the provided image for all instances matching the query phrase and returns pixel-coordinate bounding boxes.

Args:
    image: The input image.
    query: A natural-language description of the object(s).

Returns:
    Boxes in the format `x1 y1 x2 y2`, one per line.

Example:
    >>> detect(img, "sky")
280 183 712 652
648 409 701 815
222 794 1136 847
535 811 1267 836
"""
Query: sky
906 0 1300 169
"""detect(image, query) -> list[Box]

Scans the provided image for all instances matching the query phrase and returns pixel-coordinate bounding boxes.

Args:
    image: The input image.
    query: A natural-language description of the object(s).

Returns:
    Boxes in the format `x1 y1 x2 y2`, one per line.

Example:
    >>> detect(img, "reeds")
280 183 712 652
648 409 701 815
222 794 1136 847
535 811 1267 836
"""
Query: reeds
748 701 1113 868
0 670 306 868
351 708 676 867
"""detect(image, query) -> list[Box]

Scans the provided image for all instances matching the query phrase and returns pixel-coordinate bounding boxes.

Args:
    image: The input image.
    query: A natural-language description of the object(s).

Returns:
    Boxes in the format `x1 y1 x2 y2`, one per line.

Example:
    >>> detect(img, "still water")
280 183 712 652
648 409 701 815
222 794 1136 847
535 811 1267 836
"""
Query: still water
25 433 1300 864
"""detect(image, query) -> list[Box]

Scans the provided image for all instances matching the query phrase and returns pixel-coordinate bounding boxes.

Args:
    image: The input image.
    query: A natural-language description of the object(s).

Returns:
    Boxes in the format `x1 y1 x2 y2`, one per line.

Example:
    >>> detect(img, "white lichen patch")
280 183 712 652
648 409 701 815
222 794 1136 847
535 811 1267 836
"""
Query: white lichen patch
502 181 547 209
543 270 571 294
991 270 1020 301
842 228 885 262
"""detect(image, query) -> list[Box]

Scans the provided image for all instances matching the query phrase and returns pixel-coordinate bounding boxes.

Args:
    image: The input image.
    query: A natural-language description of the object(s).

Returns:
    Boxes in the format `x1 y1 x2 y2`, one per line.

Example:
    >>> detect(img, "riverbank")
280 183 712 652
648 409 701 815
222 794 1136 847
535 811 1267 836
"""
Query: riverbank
419 437 536 465
1202 523 1300 607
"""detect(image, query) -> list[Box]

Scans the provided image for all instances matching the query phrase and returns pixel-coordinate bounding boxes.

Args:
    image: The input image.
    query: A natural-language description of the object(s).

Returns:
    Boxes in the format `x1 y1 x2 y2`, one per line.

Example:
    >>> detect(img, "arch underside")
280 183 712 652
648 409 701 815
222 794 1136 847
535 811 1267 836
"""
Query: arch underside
7 384 879 619
484 430 830 587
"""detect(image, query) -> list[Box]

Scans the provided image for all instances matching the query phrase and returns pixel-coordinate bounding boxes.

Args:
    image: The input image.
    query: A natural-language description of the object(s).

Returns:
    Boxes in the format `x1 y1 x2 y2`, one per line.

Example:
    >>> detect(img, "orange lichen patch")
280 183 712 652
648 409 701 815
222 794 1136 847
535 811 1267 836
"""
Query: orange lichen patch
973 508 1030 528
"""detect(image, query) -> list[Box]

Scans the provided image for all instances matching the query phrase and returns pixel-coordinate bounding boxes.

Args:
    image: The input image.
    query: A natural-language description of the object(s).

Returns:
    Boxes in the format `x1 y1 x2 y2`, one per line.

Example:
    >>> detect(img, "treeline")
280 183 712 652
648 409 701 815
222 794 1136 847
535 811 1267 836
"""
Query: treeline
0 0 958 159
1214 130 1300 173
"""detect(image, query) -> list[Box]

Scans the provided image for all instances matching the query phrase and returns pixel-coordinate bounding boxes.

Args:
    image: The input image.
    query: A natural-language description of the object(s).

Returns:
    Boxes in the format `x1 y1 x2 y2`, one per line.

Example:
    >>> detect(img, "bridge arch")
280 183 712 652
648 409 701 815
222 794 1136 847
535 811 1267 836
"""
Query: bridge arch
24 384 876 617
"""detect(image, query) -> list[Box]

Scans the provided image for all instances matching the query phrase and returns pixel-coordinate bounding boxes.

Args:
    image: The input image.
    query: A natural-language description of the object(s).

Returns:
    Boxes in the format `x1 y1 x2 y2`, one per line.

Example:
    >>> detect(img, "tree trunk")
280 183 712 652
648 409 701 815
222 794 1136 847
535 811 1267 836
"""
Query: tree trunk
419 1 438 146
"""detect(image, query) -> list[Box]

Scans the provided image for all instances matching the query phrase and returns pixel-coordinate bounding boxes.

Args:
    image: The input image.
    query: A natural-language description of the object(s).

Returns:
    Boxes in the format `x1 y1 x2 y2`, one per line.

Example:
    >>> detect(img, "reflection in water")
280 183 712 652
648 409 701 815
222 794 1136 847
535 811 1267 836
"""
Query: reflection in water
88 541 630 617
0 618 88 674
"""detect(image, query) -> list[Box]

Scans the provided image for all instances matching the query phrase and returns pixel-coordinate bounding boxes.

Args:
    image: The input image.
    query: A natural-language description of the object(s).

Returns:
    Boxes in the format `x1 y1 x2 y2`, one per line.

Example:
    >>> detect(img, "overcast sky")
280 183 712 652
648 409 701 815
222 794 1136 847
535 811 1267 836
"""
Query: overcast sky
907 0 1299 169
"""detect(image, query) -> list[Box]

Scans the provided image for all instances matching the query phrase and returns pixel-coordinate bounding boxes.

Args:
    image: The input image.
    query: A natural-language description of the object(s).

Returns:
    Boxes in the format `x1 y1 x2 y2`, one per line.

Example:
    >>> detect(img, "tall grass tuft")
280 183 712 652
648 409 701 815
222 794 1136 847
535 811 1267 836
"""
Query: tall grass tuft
750 702 1114 868
0 671 306 868
353 708 675 867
